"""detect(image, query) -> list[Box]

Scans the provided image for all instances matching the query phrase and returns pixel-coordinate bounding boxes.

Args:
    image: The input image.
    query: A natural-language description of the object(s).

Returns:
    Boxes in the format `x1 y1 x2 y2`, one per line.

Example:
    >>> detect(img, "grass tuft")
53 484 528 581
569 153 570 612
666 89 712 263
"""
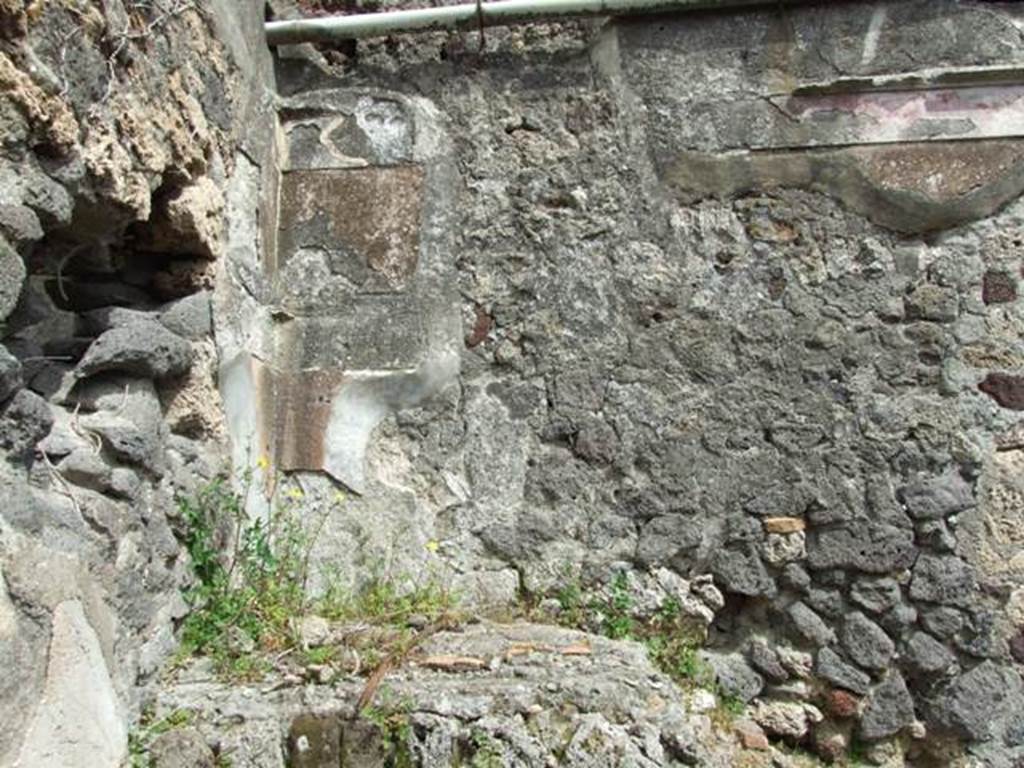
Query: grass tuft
537 571 731 710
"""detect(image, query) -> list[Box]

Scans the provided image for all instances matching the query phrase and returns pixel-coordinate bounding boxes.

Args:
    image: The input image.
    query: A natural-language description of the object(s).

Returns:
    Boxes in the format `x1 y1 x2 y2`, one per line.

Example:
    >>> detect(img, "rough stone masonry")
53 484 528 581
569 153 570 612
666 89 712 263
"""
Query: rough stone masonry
3 0 1024 766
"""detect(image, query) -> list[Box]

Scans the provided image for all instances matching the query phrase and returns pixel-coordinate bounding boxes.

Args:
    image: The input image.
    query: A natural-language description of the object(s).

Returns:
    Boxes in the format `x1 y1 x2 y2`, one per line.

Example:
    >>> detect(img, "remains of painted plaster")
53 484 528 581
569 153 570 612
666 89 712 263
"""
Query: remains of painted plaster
218 90 460 495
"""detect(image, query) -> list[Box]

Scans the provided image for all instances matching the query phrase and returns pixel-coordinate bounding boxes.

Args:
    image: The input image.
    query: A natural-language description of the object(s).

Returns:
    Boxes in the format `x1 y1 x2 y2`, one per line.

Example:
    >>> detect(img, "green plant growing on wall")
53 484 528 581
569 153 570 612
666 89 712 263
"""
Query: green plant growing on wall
545 569 637 638
313 552 459 669
302 645 337 666
317 567 455 627
361 689 414 768
774 741 841 768
554 574 585 627
127 709 192 768
600 571 636 639
541 572 717 692
175 474 460 682
467 729 503 768
176 475 317 679
523 569 755 750
708 692 746 731
846 737 872 767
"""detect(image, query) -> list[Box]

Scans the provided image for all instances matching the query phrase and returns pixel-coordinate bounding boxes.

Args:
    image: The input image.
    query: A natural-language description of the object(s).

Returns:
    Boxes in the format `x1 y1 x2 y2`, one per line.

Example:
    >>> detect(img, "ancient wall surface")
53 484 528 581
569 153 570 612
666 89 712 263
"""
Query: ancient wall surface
4 0 1024 766
254 1 1024 764
0 2 276 765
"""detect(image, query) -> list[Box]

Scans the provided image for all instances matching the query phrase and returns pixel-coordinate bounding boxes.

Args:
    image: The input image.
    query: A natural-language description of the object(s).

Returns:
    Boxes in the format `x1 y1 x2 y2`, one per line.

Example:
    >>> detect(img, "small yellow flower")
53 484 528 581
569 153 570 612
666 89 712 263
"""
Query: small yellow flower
333 491 347 504
286 487 304 500
425 539 440 553
256 455 270 471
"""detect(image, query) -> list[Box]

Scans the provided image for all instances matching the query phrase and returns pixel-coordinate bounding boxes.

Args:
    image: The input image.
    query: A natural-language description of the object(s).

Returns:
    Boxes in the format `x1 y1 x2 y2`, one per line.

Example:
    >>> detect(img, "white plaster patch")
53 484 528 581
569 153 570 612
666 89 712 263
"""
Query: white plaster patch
219 352 271 520
325 379 392 495
323 351 459 495
410 96 452 161
16 601 126 768
355 96 412 165
0 569 16 641
861 6 887 66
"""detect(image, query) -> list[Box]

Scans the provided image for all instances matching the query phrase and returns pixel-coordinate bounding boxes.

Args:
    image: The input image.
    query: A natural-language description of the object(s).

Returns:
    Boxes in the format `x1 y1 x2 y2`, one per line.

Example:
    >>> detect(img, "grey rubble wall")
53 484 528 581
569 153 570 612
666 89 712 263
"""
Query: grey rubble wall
0 1 275 766
266 0 1024 763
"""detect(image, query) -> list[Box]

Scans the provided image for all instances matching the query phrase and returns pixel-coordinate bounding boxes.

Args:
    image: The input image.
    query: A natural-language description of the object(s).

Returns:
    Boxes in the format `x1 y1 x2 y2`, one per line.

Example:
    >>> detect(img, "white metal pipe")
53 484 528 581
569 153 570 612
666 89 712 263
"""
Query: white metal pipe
266 0 814 45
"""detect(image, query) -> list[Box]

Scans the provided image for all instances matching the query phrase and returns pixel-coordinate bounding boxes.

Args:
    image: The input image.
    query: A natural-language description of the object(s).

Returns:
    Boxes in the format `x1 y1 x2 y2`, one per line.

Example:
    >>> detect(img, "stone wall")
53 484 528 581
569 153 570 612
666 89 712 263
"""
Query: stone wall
257 2 1024 764
0 1 276 765
4 0 1024 765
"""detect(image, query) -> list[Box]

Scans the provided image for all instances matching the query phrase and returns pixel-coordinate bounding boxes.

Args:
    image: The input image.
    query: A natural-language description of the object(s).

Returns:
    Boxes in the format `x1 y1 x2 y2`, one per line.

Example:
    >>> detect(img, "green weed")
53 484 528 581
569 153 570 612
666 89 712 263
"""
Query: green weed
774 742 834 767
644 631 712 688
598 571 635 640
542 571 718 692
315 569 458 685
709 693 746 730
468 730 503 768
175 476 459 683
176 477 315 680
127 709 192 768
361 690 414 768
720 693 745 717
554 573 585 627
318 570 455 627
302 645 337 666
846 738 872 767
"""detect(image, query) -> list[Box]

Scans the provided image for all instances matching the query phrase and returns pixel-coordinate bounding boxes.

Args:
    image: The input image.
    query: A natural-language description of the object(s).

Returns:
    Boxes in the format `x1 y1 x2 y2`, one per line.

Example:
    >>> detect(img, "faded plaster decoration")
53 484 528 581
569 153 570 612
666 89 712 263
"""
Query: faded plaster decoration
773 83 1024 146
355 95 413 165
237 87 460 497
